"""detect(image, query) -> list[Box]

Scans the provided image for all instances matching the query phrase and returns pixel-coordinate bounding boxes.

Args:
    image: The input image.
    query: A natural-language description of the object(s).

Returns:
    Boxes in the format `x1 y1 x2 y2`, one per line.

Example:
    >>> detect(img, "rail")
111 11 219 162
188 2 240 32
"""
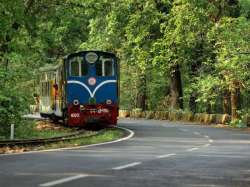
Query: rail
0 129 93 147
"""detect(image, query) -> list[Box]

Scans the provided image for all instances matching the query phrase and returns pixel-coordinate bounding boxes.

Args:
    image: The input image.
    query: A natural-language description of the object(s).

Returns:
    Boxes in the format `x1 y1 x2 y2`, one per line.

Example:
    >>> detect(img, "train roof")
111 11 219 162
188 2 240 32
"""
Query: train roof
39 63 62 72
66 51 116 59
39 51 117 72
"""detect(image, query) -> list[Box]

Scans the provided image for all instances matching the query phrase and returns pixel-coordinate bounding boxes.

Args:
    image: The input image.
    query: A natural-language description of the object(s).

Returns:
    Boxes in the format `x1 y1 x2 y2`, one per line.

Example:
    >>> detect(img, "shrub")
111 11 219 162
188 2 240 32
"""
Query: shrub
0 84 29 138
230 119 247 128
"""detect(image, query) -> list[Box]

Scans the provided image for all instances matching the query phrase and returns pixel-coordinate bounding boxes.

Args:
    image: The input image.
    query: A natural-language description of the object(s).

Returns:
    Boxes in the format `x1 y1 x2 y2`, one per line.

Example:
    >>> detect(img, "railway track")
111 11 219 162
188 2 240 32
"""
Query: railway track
0 129 94 147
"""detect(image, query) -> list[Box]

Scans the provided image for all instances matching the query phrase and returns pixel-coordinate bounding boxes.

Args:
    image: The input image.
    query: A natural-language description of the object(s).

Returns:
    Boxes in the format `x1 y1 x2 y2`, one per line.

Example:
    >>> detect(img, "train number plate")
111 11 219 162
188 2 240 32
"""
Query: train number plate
71 113 80 118
98 109 109 113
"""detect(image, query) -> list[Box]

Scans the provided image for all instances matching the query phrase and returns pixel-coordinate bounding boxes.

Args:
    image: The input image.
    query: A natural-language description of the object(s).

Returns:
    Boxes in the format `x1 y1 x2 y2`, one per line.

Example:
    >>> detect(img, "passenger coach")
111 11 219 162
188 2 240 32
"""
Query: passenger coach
39 51 119 127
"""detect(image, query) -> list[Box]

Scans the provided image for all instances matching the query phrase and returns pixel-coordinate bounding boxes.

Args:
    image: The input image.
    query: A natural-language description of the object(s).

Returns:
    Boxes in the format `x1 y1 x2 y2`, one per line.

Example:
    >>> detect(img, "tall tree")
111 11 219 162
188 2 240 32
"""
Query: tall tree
208 16 250 119
154 0 211 110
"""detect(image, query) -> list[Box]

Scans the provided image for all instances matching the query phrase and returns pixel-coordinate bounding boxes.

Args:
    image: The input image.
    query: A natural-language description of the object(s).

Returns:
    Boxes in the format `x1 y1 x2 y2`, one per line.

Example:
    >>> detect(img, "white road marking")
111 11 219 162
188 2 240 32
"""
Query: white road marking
179 128 189 132
237 178 250 182
241 170 250 173
204 135 210 138
190 185 223 187
0 127 134 157
203 144 211 147
193 132 201 135
112 162 141 170
39 174 88 187
187 147 199 151
198 154 249 159
156 153 176 159
209 139 214 143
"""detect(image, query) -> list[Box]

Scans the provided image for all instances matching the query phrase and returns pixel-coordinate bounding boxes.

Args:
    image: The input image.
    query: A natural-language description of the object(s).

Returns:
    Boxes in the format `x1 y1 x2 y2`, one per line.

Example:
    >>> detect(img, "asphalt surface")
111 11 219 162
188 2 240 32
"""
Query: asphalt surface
1 118 250 187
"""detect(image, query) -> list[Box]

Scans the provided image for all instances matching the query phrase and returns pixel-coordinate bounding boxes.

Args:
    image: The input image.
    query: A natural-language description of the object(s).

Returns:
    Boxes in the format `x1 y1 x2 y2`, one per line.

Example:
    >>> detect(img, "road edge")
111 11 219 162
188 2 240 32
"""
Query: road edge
0 127 134 157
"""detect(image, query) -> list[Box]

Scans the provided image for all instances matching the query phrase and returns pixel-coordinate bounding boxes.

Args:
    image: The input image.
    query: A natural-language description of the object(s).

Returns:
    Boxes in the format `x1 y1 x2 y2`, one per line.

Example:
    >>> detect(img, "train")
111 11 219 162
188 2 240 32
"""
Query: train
38 51 119 127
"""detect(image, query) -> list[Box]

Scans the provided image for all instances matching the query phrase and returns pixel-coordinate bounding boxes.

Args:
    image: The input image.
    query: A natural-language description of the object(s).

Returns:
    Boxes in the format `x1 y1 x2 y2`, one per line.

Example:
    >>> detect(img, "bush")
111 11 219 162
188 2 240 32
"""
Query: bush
242 114 250 127
230 119 247 128
222 114 231 124
145 111 155 119
119 110 130 118
0 86 29 137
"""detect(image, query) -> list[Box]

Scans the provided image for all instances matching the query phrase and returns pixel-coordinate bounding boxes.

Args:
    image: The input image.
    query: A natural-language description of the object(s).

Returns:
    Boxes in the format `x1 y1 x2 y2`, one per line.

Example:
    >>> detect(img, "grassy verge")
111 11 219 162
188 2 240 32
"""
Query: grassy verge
42 128 124 150
0 120 73 140
0 128 125 154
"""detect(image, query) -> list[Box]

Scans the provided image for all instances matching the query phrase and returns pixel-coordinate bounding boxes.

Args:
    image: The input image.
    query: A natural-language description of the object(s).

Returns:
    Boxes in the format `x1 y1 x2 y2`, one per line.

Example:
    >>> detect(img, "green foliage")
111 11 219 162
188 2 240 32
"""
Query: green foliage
0 0 90 134
240 0 250 18
190 75 221 106
0 66 29 135
39 128 124 150
230 119 247 128
14 121 72 139
208 16 250 88
0 0 250 132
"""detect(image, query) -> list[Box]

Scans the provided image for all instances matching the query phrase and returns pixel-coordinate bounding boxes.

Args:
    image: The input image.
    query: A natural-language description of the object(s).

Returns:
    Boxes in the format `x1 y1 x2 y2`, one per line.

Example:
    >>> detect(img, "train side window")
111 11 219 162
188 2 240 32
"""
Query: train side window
43 83 46 96
42 82 46 96
105 60 115 76
41 83 43 96
41 82 49 97
70 60 79 76
42 82 45 96
46 82 48 96
42 82 44 96
47 82 50 96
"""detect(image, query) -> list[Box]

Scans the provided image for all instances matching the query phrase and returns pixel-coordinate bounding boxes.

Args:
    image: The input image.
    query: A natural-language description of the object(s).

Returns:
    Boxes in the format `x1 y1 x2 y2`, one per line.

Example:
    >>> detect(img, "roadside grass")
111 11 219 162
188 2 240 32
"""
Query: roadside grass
41 128 124 150
0 120 73 140
0 128 125 154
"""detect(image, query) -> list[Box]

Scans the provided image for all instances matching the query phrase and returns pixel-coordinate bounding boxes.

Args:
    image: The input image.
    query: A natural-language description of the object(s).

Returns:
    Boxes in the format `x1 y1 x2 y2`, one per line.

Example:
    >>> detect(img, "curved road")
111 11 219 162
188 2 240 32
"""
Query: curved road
1 119 250 187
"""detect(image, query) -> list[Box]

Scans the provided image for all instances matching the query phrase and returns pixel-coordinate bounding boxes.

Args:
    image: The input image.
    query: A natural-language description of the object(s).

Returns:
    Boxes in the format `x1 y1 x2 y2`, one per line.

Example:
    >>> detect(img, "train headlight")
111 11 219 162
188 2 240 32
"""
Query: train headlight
106 99 112 104
85 52 98 64
80 105 85 110
73 99 80 106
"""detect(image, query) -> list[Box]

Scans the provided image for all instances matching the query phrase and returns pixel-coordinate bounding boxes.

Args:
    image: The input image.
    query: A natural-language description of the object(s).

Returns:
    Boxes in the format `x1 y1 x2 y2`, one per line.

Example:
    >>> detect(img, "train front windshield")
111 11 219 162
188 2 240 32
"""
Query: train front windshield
69 56 88 76
96 58 115 76
68 53 117 77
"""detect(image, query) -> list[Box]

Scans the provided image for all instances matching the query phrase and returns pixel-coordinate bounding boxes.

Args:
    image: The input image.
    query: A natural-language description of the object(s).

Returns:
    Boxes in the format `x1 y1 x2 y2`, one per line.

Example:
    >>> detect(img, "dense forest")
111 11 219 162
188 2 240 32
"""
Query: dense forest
0 0 250 129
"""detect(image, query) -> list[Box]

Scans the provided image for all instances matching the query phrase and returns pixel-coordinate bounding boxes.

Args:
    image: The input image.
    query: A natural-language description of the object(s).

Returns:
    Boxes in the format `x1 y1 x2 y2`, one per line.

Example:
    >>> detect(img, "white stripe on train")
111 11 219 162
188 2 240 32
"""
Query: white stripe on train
67 80 117 98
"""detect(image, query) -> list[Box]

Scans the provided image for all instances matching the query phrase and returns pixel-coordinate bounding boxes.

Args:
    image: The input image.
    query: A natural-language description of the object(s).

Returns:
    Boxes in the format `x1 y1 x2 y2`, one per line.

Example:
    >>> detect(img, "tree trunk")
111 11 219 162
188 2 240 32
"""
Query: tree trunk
136 74 147 111
223 89 231 114
189 93 197 113
231 81 240 120
5 59 9 72
169 64 183 109
206 102 212 114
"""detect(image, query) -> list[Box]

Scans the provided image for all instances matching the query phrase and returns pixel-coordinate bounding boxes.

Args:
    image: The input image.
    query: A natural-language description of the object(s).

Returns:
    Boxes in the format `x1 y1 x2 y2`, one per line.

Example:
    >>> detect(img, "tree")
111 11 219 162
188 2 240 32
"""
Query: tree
208 16 250 119
154 0 211 110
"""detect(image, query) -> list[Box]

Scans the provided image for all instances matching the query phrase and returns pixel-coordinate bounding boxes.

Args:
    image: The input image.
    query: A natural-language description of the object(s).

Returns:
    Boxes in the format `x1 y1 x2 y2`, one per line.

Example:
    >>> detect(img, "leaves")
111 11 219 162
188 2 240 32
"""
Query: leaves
0 0 250 126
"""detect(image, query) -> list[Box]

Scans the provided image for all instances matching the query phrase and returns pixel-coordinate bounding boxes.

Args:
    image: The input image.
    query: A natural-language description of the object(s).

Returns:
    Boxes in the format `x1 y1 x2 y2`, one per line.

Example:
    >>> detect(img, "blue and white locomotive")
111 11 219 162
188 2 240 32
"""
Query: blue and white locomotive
39 51 119 127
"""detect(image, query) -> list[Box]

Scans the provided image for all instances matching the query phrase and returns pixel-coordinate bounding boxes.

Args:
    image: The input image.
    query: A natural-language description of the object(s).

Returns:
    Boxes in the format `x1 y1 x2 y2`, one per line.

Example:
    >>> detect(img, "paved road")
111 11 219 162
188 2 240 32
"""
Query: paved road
1 119 250 187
